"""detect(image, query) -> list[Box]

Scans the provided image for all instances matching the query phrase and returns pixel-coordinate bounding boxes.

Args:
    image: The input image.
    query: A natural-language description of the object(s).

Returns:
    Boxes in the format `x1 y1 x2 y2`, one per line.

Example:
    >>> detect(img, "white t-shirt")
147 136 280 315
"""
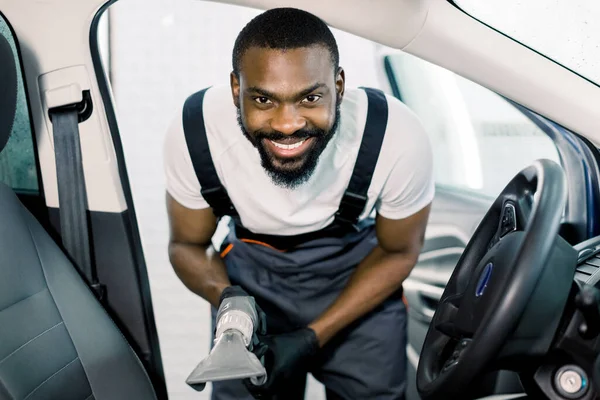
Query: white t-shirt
164 85 434 236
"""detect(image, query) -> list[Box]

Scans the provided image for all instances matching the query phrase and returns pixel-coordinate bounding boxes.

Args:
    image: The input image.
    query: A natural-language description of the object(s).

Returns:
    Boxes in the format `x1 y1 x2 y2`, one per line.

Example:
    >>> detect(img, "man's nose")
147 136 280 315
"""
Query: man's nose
270 104 306 135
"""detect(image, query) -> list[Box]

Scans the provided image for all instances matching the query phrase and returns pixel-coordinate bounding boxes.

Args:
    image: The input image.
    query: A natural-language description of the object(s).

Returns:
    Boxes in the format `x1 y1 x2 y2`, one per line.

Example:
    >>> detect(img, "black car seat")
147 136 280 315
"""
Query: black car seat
0 34 158 400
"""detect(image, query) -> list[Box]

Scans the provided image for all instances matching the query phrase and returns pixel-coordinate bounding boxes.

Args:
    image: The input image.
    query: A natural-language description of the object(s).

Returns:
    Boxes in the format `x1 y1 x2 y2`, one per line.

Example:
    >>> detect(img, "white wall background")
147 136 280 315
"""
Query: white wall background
104 1 385 398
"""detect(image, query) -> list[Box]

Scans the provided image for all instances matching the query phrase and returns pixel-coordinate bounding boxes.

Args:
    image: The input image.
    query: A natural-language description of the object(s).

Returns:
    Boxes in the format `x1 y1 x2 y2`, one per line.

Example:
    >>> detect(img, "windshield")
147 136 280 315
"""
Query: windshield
453 0 600 86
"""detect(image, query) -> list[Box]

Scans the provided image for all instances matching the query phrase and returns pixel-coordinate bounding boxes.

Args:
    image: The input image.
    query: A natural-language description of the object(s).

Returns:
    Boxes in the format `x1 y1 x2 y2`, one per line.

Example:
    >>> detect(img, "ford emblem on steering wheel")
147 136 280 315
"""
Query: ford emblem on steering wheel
475 263 494 297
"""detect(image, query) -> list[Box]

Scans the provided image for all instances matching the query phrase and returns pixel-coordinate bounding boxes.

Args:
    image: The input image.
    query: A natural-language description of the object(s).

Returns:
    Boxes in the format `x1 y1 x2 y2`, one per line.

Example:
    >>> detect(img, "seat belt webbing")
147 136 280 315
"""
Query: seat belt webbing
182 88 239 219
50 105 103 300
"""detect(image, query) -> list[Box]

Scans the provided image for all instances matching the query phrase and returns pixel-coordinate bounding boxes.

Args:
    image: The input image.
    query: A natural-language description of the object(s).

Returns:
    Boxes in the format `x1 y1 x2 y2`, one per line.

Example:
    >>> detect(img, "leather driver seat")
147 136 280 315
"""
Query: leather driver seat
0 34 157 400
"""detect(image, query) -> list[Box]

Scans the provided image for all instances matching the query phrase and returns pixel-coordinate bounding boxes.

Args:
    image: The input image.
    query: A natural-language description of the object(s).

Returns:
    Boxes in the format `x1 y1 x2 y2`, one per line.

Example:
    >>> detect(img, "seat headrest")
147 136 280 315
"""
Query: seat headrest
0 34 18 154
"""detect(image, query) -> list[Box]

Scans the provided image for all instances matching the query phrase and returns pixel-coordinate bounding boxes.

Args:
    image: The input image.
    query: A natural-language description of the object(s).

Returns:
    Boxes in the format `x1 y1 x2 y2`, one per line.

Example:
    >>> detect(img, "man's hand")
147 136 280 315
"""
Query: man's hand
309 205 431 346
242 327 320 399
217 285 267 346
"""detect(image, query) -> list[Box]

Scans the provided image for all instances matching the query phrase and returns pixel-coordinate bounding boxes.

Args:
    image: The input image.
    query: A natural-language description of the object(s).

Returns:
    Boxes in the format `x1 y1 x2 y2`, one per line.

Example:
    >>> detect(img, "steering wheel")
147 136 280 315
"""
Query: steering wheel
417 159 568 399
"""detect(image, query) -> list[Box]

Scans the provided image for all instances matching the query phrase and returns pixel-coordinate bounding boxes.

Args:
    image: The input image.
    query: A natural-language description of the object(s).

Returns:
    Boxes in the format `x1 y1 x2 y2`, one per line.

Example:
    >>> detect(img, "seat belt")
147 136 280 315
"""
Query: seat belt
49 90 105 301
182 87 240 220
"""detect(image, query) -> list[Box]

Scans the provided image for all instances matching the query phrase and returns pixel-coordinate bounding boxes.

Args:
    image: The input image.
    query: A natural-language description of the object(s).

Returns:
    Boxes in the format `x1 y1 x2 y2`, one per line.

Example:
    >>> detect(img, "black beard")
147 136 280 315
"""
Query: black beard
237 103 341 189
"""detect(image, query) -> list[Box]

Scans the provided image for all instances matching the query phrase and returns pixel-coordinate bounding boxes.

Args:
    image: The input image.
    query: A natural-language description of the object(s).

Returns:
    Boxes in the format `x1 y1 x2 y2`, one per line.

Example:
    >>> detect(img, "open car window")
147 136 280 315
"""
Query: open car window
385 52 561 198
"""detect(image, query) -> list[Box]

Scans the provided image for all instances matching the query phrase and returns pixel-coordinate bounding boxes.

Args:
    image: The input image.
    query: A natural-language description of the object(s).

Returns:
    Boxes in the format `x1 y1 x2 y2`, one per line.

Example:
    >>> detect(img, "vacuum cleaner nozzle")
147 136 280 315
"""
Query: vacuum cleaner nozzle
186 296 268 392
186 329 267 391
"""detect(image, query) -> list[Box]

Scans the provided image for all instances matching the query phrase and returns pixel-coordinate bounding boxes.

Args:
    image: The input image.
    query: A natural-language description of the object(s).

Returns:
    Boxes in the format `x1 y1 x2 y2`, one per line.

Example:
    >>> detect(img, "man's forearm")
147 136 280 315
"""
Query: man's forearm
168 242 231 308
308 246 416 346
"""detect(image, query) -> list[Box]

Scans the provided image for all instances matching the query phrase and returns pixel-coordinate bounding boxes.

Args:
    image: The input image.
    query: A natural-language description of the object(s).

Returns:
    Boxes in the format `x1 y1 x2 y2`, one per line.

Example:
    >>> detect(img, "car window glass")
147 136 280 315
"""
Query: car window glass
386 52 561 197
0 15 38 193
453 0 600 87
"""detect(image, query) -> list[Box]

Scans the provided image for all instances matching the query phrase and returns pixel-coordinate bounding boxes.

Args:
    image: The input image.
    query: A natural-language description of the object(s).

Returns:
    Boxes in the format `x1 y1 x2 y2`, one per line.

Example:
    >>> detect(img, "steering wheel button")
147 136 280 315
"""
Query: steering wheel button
442 360 459 373
499 203 517 238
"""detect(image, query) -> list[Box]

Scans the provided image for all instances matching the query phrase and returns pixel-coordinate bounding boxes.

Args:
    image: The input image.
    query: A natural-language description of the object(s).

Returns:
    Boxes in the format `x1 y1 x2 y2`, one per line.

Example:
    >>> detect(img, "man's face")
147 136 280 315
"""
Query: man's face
231 45 344 189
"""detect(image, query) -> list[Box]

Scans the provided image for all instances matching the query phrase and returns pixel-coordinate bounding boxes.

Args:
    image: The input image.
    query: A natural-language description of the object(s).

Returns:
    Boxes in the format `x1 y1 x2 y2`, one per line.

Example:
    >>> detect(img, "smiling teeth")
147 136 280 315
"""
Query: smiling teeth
271 140 305 150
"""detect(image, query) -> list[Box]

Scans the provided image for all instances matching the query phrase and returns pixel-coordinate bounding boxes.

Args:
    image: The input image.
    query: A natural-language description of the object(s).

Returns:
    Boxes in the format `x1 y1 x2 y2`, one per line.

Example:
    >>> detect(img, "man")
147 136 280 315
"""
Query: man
164 7 434 400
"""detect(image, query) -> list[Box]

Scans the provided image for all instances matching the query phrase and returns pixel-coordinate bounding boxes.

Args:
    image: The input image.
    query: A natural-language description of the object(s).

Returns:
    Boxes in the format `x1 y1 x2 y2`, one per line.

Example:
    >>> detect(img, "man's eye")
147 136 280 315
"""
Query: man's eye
254 97 272 105
302 95 321 104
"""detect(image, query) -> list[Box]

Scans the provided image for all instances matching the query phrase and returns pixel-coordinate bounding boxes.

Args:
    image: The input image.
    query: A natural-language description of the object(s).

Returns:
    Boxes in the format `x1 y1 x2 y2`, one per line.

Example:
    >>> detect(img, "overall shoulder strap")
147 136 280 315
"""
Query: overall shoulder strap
334 87 389 228
182 87 239 219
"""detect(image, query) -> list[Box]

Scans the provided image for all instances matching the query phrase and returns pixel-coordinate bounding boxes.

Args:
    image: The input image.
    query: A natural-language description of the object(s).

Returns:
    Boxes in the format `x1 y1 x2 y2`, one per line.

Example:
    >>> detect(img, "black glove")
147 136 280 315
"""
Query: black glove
219 286 267 347
242 327 320 399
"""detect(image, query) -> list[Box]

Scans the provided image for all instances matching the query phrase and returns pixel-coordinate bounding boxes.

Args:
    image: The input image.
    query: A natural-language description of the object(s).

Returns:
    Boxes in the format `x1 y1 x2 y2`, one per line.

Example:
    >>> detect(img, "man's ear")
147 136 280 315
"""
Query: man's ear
335 67 345 103
230 71 241 108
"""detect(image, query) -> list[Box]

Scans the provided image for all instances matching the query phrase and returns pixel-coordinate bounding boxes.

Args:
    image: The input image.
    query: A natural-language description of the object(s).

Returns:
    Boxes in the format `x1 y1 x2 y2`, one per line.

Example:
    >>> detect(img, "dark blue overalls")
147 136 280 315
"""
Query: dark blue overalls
183 88 407 400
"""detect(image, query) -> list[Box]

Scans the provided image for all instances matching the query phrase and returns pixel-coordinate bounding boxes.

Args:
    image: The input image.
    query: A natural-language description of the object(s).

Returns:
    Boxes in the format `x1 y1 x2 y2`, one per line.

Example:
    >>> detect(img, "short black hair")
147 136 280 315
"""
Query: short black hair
232 8 339 77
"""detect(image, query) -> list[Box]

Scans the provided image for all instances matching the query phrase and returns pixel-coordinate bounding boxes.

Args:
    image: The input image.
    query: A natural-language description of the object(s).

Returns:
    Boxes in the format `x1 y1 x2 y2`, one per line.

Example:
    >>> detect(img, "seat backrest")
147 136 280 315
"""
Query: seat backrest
0 34 157 400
